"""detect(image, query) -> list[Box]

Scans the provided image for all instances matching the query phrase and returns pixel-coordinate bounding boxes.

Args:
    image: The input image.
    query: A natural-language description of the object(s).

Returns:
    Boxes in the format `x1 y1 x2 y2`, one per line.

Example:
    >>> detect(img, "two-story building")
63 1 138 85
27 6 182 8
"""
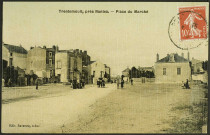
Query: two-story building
89 60 106 84
3 43 27 70
154 53 191 83
26 45 58 82
55 49 82 83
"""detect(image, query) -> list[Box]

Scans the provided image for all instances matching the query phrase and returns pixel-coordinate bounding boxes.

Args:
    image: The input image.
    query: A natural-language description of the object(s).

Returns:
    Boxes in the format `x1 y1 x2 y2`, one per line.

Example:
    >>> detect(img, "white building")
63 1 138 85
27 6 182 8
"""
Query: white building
89 60 106 84
3 43 27 70
155 53 191 83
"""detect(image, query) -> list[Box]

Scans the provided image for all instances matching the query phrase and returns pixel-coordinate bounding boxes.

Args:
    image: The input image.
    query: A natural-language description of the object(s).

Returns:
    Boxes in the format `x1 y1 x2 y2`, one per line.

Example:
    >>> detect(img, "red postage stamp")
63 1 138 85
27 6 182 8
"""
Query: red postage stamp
179 6 207 40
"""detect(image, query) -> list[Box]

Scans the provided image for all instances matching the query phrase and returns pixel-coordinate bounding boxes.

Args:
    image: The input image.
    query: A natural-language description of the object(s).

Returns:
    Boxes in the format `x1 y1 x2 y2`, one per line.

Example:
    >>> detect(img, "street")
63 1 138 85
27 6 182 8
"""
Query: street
1 82 206 133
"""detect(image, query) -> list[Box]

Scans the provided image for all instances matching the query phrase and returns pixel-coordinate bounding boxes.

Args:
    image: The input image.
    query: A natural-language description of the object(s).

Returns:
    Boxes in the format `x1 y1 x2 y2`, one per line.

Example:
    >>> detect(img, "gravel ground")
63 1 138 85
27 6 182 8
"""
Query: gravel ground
1 83 115 133
59 82 205 133
1 82 206 133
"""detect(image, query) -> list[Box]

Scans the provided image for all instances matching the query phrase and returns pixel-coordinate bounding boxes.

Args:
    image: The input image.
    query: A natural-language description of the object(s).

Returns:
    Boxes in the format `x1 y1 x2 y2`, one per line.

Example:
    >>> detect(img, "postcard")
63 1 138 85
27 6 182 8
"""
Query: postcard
2 1 209 133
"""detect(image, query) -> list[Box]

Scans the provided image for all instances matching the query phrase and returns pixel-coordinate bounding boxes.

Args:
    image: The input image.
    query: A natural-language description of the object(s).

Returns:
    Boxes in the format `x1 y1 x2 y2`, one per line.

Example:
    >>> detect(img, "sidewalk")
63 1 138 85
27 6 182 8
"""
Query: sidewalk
2 84 116 133
2 83 103 104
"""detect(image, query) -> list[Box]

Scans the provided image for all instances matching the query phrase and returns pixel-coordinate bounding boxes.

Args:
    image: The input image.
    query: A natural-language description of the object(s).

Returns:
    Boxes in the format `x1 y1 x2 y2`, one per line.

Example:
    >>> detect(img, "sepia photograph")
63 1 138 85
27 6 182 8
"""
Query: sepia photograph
1 1 209 134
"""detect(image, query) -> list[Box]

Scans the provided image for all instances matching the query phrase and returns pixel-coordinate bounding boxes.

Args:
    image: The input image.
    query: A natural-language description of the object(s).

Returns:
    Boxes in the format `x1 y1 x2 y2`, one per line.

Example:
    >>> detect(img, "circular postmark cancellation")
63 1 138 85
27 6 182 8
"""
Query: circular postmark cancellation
168 6 208 50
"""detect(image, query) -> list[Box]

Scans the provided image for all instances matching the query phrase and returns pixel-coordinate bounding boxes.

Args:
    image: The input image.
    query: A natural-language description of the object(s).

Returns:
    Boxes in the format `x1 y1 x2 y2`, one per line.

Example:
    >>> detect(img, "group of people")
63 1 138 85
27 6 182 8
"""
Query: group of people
97 78 106 88
117 79 124 89
72 78 85 89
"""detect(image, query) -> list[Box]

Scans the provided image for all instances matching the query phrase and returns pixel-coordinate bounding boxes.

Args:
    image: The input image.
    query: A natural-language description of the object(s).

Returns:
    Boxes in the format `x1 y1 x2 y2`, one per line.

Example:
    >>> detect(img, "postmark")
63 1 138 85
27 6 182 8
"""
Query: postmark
168 6 208 50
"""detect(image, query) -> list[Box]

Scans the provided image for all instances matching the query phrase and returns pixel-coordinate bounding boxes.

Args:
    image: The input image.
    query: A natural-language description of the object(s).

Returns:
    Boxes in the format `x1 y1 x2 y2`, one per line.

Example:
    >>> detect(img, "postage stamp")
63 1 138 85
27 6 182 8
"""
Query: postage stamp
179 6 207 40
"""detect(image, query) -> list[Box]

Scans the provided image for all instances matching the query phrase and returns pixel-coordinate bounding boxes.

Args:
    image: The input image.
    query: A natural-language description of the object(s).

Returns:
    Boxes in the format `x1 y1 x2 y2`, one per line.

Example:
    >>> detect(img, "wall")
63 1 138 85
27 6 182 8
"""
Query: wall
55 52 68 82
26 47 46 77
155 62 191 83
91 61 105 84
122 71 129 77
12 52 27 70
2 46 9 62
3 46 27 70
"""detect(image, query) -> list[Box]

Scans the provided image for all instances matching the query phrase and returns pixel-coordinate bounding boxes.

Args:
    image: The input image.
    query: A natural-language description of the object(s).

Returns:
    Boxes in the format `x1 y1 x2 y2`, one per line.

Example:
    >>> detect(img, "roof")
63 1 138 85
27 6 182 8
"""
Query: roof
3 44 27 54
191 58 203 64
156 53 189 63
89 61 96 65
139 67 153 69
122 68 130 72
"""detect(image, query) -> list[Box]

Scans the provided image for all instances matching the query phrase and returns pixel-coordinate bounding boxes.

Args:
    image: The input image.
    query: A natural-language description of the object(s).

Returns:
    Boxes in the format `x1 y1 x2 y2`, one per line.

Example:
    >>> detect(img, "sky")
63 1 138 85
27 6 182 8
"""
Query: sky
3 2 209 75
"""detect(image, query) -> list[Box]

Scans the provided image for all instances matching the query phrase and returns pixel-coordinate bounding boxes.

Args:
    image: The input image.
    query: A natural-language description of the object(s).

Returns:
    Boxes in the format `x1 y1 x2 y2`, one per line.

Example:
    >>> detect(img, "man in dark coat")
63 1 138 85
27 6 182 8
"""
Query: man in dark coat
121 79 124 88
185 79 190 89
131 78 133 85
35 78 39 90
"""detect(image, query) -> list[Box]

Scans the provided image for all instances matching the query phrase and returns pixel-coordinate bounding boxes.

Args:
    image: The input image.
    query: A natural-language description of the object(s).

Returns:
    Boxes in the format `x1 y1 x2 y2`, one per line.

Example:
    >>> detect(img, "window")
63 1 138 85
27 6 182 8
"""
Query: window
93 71 95 77
49 52 52 57
57 61 62 69
177 68 181 75
49 59 52 67
163 68 166 75
10 53 13 56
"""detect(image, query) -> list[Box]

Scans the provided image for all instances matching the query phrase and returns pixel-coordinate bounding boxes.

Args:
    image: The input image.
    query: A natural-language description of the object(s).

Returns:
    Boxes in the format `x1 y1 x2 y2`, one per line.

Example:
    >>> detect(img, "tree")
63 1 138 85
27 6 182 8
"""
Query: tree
202 61 208 71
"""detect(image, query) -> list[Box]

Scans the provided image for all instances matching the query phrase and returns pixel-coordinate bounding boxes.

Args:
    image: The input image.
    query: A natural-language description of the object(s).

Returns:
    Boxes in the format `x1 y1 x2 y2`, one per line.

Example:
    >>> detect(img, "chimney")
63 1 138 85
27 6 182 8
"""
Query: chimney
187 51 190 61
156 53 159 62
43 46 46 49
80 50 82 54
84 50 87 55
52 45 56 50
181 53 184 58
169 53 175 62
55 45 59 52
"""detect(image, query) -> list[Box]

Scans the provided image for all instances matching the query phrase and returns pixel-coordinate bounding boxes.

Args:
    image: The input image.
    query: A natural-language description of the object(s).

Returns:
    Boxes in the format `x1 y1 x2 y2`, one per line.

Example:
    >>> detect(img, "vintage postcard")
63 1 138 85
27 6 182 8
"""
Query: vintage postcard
1 1 209 134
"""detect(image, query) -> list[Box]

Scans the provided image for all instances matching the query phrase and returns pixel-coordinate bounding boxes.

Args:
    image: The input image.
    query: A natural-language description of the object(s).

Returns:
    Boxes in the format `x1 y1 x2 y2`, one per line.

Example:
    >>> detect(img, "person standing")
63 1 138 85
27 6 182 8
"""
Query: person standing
35 78 39 90
117 79 120 89
185 79 190 89
121 79 124 88
97 79 100 88
8 78 11 87
131 78 133 85
102 79 105 88
99 78 102 88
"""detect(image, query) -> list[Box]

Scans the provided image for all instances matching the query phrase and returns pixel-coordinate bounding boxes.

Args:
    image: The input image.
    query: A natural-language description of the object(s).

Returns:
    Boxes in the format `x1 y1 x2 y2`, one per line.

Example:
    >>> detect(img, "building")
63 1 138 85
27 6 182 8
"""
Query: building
80 50 91 84
191 57 204 74
122 67 130 82
138 66 154 72
26 45 58 82
89 60 106 84
55 49 82 83
105 64 111 82
2 43 27 70
154 53 191 83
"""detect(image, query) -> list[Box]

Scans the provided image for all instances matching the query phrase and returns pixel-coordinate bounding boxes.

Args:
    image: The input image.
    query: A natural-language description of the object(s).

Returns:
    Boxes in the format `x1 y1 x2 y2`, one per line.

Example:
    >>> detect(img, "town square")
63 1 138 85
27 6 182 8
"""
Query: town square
1 2 209 134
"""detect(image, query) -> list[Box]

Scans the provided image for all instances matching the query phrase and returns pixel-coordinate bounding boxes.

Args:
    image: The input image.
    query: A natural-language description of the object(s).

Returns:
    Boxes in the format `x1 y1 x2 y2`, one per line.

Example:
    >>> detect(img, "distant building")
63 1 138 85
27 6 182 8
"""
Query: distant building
154 53 191 83
89 60 106 84
2 43 27 70
191 58 204 74
55 49 82 83
138 66 154 72
122 67 130 82
26 45 58 82
80 50 91 84
105 64 111 82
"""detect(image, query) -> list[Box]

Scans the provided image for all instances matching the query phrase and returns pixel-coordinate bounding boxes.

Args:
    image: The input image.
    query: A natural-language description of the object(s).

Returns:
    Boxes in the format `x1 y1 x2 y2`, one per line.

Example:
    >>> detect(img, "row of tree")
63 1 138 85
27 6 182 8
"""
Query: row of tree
129 67 155 78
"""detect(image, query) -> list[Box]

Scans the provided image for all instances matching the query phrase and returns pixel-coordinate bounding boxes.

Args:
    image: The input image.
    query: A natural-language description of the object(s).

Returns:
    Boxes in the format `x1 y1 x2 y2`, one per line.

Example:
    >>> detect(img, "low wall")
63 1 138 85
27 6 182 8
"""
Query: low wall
132 78 155 82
